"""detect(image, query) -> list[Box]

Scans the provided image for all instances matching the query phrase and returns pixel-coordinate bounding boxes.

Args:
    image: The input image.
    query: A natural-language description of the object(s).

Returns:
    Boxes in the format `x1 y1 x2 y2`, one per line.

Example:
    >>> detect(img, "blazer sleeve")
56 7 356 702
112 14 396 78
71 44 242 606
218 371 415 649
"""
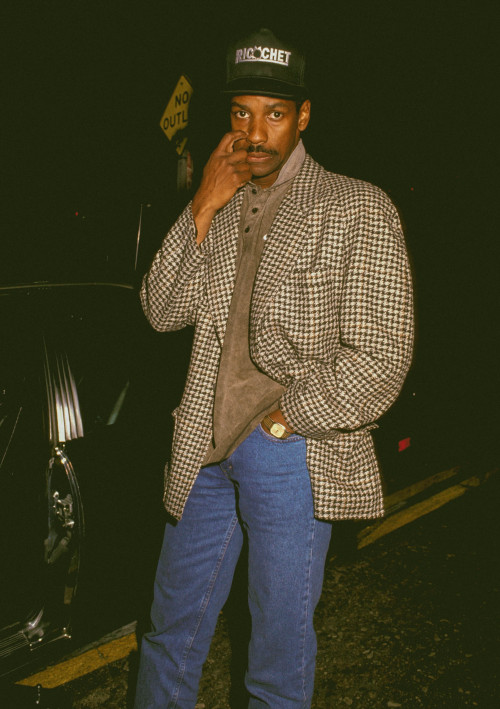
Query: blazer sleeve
140 203 210 331
279 194 414 439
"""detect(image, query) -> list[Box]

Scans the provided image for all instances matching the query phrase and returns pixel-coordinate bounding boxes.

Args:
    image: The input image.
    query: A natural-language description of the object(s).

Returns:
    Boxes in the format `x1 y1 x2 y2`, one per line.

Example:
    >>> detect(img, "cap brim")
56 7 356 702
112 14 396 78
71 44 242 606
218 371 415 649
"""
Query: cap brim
222 77 307 100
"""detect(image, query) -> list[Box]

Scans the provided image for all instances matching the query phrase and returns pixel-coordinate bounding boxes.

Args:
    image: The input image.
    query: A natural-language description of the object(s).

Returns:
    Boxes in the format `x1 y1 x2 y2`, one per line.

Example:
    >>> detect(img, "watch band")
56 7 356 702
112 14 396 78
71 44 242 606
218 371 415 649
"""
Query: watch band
262 415 291 439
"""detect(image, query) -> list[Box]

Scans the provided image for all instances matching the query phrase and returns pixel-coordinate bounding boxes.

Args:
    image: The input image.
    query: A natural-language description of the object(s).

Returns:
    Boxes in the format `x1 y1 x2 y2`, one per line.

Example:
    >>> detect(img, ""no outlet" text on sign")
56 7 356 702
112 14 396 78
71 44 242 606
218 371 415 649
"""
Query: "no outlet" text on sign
159 75 193 153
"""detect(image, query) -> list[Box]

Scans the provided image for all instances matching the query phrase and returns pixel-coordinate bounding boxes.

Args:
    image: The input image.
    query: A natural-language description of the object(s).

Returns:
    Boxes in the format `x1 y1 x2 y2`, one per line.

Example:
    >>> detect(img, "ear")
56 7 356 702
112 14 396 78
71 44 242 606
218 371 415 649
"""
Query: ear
298 100 311 132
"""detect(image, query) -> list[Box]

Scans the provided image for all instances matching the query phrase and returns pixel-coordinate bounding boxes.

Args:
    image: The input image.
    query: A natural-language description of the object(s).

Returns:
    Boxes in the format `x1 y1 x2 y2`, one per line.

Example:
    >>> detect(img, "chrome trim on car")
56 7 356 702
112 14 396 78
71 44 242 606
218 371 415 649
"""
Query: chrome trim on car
43 345 84 444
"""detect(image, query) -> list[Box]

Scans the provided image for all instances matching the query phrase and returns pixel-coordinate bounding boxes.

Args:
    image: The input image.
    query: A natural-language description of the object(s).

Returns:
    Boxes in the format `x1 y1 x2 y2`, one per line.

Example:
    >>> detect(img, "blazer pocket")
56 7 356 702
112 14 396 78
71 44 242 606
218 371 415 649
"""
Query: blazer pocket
275 269 338 356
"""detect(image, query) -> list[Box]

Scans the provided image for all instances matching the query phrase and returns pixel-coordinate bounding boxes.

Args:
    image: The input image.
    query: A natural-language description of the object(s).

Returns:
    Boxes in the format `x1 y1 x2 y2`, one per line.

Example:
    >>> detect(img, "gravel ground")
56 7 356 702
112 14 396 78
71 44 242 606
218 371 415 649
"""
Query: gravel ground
33 471 500 708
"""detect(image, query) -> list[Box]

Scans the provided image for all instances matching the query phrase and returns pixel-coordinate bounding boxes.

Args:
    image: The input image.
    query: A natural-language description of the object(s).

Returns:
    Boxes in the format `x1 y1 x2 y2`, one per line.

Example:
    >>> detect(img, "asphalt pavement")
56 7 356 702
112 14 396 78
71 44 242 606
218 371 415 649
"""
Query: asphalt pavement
9 467 500 708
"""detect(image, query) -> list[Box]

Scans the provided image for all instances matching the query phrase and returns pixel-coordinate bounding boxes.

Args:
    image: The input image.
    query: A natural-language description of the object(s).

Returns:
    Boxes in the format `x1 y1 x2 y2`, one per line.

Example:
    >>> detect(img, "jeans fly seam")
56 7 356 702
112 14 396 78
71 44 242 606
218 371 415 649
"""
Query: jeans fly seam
170 513 240 706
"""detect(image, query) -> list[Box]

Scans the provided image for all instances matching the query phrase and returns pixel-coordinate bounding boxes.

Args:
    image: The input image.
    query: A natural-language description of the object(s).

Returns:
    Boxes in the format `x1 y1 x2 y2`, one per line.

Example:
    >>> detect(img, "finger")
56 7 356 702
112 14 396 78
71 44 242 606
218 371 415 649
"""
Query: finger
232 135 249 152
217 131 248 154
233 162 252 175
226 148 249 164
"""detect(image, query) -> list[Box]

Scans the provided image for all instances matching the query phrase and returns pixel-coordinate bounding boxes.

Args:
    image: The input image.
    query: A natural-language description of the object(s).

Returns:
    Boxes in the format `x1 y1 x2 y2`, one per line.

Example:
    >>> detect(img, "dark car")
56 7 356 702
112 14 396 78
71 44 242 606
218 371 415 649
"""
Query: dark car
0 280 192 681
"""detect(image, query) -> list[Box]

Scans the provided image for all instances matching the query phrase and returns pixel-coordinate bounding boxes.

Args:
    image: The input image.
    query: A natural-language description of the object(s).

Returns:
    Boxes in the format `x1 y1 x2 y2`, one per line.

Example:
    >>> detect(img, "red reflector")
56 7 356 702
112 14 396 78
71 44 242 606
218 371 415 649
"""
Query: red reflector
398 437 411 452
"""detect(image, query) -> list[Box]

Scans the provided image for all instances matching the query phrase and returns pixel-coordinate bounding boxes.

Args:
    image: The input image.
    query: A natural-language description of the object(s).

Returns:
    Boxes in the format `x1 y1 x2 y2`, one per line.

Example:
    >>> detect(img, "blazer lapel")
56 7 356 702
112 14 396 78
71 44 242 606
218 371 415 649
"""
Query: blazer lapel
251 156 323 325
205 188 244 342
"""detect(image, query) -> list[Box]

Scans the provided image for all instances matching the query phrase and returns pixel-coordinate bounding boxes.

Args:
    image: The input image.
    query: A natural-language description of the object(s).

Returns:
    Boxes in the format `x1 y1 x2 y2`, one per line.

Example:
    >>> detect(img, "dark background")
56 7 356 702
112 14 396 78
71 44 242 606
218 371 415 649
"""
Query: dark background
2 0 498 478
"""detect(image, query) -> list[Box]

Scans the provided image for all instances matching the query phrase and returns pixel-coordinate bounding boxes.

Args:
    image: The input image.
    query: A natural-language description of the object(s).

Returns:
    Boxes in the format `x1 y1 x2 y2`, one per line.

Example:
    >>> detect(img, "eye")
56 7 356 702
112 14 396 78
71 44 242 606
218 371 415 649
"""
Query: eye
232 110 249 119
269 111 284 120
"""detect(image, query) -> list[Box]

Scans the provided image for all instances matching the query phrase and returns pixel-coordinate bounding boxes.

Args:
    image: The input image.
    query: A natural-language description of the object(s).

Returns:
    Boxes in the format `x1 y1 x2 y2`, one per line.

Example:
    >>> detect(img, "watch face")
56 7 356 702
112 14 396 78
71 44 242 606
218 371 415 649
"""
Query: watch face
270 422 285 438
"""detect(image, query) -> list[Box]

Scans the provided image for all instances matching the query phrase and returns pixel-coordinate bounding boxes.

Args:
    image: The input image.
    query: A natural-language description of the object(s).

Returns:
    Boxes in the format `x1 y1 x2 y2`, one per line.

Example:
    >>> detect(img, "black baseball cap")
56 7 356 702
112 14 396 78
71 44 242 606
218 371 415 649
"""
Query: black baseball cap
223 28 307 100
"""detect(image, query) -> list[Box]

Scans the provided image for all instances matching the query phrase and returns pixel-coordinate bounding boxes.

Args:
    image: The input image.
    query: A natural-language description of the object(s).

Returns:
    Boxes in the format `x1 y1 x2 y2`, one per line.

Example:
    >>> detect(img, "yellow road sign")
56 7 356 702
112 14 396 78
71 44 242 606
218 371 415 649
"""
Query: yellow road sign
159 75 193 155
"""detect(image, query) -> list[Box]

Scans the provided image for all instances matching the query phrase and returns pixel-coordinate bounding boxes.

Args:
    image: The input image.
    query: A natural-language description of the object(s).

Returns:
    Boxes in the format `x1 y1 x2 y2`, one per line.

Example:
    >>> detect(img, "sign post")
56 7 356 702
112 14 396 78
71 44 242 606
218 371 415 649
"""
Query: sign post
159 75 193 190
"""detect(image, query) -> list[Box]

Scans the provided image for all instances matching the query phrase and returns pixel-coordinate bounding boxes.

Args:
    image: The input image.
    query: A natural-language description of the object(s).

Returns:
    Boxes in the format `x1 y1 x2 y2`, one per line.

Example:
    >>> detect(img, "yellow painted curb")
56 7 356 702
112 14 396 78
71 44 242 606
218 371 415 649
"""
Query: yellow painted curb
17 633 137 689
358 470 495 549
384 466 459 511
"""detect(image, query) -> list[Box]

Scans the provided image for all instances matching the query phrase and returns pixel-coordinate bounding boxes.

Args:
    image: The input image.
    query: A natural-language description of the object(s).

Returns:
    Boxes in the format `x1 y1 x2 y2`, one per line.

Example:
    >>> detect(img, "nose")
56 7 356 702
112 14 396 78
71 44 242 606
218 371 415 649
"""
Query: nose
247 116 267 145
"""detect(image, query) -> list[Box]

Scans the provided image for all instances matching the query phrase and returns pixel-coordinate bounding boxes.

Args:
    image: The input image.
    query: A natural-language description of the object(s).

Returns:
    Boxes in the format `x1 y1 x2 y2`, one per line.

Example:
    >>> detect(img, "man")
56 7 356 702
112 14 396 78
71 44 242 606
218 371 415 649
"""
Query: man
135 28 413 709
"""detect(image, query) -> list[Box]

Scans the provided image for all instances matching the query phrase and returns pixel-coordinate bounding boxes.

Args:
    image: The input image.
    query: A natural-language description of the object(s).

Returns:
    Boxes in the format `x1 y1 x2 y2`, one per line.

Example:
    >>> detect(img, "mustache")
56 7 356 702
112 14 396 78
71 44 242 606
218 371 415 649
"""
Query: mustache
246 145 278 155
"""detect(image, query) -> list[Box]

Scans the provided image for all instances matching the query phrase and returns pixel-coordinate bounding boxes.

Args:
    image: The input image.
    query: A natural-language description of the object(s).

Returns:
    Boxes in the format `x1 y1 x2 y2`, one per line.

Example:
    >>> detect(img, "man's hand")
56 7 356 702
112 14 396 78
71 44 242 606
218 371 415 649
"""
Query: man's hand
262 410 295 435
192 131 252 244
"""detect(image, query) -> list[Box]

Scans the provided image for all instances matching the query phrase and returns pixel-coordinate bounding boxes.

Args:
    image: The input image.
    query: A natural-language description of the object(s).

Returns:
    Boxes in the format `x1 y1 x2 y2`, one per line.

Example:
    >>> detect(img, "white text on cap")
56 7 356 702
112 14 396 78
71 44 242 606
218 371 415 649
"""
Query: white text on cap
235 46 292 66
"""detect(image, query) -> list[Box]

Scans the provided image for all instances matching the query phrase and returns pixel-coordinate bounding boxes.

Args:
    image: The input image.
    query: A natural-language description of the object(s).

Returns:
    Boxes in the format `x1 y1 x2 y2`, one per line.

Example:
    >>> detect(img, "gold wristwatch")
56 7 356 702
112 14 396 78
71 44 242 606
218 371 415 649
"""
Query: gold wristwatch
262 415 291 439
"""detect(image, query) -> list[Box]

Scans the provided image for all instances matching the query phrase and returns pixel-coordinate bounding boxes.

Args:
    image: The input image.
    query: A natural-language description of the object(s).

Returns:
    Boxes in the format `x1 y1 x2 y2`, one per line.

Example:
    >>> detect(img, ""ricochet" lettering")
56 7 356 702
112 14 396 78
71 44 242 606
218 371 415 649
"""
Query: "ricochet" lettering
235 46 292 66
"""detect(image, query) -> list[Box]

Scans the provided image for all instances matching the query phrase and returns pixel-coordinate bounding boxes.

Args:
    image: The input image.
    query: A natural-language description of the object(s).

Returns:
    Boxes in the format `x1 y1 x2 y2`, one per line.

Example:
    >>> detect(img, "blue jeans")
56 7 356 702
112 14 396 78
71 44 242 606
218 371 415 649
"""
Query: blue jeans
134 425 332 708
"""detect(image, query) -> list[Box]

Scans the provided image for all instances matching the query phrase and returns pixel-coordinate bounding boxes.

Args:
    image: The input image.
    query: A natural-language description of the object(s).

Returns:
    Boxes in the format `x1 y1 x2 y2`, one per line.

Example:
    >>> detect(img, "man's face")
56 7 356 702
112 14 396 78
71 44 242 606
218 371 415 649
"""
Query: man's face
230 95 311 188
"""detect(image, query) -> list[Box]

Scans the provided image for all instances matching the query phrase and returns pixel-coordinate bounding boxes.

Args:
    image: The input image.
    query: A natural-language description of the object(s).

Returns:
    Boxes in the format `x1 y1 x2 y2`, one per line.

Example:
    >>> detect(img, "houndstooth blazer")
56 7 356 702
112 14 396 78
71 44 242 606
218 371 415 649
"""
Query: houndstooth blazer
141 154 414 521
